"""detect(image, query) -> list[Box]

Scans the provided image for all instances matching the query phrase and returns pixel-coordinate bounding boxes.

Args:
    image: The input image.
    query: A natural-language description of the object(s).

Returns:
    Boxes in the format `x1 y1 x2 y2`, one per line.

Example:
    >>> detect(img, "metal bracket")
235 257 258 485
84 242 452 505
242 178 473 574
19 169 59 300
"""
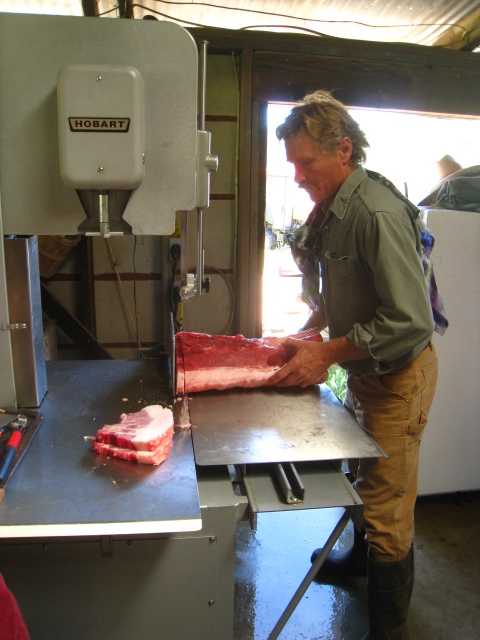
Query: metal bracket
237 465 259 531
268 506 357 640
273 462 305 504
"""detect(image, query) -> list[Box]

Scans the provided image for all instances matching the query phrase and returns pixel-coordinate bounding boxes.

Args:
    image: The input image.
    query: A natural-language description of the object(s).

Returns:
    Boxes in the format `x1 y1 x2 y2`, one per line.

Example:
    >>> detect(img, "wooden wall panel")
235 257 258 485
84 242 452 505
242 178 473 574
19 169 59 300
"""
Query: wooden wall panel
253 51 480 115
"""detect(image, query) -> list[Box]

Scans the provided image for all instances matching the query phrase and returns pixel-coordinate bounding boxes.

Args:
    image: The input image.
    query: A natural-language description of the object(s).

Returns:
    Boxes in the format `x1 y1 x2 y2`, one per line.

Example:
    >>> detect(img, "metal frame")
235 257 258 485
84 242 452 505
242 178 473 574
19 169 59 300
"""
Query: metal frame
268 506 362 639
0 201 17 408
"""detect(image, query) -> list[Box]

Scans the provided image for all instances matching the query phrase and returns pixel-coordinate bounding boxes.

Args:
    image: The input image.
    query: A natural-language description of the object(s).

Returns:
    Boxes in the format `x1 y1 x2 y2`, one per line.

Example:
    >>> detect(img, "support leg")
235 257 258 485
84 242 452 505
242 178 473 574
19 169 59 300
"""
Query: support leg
267 508 351 640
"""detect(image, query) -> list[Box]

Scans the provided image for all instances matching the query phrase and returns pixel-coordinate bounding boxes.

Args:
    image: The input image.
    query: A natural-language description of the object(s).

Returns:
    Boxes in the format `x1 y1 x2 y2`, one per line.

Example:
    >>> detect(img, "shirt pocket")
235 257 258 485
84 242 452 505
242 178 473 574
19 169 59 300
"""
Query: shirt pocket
323 251 358 283
322 252 369 334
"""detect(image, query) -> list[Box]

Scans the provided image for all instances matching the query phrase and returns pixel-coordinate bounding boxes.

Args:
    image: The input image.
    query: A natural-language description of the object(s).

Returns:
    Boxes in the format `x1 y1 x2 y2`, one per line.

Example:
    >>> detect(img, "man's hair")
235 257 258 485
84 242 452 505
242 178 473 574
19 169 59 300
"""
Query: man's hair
276 90 369 165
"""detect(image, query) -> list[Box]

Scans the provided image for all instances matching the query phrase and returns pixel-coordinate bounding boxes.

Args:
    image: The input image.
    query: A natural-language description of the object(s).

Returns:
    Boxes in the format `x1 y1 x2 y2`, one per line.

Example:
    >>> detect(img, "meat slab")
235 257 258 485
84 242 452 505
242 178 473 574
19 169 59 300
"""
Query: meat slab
92 405 174 466
176 329 322 395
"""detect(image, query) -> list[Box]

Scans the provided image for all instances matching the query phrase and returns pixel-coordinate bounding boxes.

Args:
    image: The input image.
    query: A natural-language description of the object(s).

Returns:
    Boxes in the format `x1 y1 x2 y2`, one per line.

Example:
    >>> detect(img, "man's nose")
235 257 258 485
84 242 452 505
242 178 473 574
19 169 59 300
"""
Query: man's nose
294 165 305 184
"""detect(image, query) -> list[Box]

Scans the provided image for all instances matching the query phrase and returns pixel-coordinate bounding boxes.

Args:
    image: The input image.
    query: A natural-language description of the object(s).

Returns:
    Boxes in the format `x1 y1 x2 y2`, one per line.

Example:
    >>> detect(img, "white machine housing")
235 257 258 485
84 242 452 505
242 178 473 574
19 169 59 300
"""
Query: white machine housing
0 13 218 409
58 64 145 190
0 13 200 236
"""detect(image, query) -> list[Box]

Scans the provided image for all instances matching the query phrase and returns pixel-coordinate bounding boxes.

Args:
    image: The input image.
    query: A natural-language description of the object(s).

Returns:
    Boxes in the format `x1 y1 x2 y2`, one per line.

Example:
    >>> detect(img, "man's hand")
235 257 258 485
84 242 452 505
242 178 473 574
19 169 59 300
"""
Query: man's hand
268 338 333 387
268 336 368 388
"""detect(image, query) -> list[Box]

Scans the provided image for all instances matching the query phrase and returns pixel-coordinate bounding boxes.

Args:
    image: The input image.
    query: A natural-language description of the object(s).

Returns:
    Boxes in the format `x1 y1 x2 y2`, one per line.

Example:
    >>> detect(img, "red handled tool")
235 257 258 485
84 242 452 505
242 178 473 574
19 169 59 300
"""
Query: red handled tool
0 416 28 485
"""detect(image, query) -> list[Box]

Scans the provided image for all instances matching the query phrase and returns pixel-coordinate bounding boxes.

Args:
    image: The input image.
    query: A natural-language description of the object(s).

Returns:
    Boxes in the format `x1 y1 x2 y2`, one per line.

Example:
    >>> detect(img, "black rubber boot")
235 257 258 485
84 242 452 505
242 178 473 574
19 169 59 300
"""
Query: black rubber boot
365 546 414 640
311 526 367 581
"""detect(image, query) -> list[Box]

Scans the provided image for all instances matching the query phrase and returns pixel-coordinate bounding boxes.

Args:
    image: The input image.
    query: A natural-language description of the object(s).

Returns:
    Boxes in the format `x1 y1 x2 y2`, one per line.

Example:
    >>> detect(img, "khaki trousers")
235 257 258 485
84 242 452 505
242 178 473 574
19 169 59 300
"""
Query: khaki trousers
347 344 438 561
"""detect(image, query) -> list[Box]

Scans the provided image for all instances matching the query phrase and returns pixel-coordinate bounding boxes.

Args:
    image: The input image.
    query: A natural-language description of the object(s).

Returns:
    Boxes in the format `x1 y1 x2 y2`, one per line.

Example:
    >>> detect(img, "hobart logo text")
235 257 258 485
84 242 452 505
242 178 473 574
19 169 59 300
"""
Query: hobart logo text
68 117 130 132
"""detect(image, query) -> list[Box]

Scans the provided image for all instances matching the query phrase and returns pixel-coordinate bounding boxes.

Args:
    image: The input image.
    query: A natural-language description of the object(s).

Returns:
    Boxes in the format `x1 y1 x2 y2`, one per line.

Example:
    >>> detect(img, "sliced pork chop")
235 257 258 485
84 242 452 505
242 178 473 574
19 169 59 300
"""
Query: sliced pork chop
95 405 174 451
92 438 173 466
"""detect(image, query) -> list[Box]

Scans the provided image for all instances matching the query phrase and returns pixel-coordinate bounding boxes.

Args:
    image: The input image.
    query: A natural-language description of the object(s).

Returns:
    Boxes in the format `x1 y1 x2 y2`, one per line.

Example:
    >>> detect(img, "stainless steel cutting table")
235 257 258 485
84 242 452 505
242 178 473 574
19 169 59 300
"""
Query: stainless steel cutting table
0 360 201 537
188 383 382 528
188 383 384 640
0 360 245 640
189 384 381 465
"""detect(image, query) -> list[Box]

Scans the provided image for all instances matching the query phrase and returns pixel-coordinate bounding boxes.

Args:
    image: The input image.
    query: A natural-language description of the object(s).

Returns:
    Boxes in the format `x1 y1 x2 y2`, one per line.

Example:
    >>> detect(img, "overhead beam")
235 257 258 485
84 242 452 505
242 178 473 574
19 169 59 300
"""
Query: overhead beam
188 26 478 67
189 27 480 116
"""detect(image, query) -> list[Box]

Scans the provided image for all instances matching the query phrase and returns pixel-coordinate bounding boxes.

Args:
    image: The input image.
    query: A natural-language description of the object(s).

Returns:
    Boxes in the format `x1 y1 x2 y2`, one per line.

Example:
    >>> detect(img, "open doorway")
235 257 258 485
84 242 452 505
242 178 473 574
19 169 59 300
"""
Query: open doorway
263 101 480 396
263 101 480 336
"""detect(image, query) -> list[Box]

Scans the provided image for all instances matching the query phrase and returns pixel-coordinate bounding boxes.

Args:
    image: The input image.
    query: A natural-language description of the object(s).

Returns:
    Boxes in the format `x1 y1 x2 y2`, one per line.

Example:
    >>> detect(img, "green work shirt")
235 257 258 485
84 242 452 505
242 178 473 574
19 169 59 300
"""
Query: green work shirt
312 167 434 374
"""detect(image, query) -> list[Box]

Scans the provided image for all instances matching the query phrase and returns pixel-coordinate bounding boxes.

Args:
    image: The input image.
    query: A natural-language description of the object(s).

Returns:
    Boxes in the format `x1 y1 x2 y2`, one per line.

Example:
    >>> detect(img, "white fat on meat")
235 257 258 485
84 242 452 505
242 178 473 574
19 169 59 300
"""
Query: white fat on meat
92 437 173 466
177 366 278 394
95 405 174 452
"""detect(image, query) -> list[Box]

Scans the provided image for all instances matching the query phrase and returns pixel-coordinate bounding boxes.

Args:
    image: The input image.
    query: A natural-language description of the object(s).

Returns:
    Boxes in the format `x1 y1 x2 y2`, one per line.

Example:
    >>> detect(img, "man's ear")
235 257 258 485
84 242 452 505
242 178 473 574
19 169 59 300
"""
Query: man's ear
338 137 353 165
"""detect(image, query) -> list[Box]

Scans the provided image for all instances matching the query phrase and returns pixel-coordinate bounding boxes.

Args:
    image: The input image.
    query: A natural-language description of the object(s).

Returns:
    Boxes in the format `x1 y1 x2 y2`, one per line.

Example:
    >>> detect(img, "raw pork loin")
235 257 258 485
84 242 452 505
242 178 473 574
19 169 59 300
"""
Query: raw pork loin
92 405 173 466
176 329 322 395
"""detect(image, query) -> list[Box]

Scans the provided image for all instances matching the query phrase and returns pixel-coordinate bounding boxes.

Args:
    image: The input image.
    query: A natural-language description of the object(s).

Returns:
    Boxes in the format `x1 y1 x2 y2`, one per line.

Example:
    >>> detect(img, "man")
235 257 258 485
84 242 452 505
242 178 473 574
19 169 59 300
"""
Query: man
271 91 438 640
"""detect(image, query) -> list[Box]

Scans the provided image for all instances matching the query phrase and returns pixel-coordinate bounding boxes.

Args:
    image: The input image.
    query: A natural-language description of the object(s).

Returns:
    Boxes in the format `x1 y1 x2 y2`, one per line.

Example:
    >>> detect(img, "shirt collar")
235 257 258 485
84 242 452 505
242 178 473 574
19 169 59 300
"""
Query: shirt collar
329 166 367 220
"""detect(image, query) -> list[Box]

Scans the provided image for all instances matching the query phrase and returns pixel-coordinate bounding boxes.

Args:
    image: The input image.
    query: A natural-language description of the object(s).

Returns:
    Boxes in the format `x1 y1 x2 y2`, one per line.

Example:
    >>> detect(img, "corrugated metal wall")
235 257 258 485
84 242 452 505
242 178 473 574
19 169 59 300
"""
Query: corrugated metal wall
98 1 480 47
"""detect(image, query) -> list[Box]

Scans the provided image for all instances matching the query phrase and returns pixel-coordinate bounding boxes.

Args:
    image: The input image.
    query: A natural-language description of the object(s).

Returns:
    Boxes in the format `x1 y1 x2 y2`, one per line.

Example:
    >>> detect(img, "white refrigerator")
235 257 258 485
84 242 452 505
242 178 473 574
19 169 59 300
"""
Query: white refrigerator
418 209 480 495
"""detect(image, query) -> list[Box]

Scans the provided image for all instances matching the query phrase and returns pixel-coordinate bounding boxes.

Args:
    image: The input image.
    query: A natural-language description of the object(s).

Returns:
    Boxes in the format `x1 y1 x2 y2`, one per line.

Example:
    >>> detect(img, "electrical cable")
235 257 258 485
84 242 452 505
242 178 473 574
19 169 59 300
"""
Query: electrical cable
131 4 211 27
98 5 120 16
104 238 136 342
240 24 328 37
105 1 473 46
142 1 469 38
204 265 235 334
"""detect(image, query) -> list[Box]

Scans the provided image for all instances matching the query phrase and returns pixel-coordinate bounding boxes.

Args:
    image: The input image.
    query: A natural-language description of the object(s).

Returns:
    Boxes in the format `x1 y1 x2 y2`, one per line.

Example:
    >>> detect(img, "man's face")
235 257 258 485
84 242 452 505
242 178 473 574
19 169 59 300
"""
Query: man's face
285 130 353 205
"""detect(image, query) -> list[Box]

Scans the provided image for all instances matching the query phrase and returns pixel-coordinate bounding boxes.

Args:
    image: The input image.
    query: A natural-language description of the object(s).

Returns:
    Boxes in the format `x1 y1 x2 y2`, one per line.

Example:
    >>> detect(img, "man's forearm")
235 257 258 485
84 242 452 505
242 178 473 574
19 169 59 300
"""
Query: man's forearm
322 336 369 365
269 334 368 387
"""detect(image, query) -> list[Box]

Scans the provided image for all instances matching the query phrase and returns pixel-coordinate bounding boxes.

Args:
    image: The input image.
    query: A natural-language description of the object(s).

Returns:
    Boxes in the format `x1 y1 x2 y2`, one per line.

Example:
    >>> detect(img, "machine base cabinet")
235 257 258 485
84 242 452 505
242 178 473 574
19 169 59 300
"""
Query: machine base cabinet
0 474 246 640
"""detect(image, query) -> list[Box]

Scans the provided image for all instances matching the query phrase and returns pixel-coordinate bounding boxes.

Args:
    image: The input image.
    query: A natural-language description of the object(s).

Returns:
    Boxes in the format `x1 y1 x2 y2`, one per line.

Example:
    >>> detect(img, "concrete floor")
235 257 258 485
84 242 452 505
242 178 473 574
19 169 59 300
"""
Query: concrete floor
234 492 480 640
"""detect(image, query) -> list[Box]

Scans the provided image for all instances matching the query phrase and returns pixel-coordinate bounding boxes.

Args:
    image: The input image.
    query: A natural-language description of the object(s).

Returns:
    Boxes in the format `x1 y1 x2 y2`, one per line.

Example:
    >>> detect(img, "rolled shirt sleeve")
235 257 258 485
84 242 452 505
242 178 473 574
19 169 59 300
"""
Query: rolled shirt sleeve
346 209 434 371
